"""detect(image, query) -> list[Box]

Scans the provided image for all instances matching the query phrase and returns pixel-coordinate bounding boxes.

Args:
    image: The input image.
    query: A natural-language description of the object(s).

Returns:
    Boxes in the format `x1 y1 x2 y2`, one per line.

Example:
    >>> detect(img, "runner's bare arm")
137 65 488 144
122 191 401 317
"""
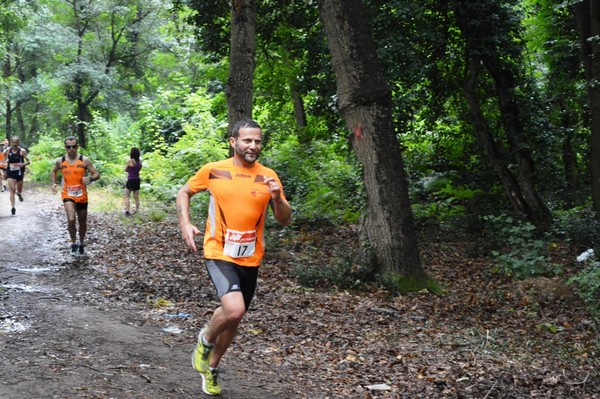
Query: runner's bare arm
50 158 61 193
21 150 31 167
264 176 292 226
176 182 201 252
83 157 100 185
271 197 292 226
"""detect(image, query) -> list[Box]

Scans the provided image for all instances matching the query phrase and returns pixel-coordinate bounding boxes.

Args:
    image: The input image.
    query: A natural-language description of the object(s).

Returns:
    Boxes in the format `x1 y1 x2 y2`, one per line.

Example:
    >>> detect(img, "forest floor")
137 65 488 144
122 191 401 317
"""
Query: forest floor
1 184 599 399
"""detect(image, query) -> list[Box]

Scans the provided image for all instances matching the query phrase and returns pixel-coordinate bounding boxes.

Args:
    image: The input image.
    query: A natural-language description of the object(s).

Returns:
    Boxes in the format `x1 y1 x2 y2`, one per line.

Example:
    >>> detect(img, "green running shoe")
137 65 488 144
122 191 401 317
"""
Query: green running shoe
191 327 213 372
199 368 222 396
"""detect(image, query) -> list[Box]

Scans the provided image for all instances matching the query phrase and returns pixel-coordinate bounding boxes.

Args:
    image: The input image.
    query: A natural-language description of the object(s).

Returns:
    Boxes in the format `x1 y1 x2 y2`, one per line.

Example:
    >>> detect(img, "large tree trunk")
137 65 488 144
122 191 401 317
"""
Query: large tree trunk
317 0 424 280
575 0 600 219
226 0 256 135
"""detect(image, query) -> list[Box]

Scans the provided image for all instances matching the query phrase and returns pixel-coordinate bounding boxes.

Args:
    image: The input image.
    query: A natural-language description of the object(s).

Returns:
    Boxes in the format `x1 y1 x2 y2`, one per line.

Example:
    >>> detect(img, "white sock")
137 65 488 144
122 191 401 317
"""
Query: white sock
201 333 214 347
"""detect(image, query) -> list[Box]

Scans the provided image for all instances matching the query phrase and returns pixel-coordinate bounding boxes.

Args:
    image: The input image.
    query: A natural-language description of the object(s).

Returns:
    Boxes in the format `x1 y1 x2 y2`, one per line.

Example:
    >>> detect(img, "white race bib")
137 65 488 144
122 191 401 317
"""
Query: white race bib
223 229 257 258
67 184 83 197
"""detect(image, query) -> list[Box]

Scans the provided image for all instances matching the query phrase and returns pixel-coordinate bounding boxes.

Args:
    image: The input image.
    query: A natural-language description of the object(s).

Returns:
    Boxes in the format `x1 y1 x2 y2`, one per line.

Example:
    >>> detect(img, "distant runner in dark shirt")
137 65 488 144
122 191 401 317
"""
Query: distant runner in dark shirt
5 136 30 215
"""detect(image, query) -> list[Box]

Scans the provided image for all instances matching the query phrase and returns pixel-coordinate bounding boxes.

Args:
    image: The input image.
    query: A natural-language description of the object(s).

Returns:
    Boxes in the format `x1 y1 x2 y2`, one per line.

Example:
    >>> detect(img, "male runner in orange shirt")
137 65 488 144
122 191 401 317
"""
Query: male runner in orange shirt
177 119 291 395
51 136 100 257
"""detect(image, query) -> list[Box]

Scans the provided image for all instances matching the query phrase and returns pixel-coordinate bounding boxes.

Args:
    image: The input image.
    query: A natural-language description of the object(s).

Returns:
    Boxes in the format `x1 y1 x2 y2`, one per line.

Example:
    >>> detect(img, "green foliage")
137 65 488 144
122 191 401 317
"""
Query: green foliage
411 174 486 225
568 255 600 324
377 272 445 295
264 134 363 224
28 135 66 182
485 214 562 279
83 112 135 186
140 90 228 201
6 0 600 297
555 208 600 255
146 208 169 223
88 186 122 213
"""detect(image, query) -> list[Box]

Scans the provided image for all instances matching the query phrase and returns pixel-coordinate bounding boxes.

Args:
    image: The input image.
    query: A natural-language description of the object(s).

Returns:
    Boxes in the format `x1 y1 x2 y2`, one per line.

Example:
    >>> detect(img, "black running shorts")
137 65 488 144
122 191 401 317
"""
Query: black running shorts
204 259 258 310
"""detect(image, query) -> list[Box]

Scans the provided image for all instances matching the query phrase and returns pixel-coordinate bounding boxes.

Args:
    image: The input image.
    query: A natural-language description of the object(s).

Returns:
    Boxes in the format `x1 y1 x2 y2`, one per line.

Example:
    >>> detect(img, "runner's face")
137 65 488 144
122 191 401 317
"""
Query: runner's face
232 127 262 165
11 139 19 149
65 140 78 156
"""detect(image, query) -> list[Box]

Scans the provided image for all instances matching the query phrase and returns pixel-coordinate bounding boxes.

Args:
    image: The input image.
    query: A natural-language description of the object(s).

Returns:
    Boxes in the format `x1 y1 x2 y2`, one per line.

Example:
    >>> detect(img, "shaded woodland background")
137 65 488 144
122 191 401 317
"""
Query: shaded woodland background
1 1 600 325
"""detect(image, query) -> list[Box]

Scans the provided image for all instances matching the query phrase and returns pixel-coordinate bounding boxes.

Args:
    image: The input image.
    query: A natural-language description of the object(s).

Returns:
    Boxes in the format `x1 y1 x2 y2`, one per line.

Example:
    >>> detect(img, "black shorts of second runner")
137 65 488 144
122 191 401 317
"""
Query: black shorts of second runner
6 169 24 181
125 178 141 191
205 259 259 311
63 198 89 211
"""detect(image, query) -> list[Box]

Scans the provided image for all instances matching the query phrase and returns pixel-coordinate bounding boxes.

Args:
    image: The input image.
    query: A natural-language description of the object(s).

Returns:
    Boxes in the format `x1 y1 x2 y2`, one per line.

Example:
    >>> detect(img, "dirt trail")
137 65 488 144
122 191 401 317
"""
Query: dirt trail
0 187 289 399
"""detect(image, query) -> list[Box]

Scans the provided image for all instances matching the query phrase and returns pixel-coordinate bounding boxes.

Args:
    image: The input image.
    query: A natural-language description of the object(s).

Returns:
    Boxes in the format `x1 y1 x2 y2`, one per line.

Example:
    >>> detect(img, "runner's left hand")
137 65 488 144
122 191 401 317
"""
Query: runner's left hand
264 176 282 200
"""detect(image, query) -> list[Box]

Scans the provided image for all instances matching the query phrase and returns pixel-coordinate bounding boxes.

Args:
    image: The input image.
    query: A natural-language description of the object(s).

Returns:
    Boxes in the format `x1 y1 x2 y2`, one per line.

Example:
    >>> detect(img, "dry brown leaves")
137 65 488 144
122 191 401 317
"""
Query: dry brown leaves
83 212 599 399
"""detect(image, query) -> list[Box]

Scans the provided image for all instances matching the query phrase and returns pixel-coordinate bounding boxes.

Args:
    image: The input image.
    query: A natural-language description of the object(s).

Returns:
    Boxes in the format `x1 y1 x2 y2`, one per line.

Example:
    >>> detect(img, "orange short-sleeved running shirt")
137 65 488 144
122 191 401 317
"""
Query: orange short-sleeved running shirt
0 151 6 168
187 158 286 267
59 155 89 203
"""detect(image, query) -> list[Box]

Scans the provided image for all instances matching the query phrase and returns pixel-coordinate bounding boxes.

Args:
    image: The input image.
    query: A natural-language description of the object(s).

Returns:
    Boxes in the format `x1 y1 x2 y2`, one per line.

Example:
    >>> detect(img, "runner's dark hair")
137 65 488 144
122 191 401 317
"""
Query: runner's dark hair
230 119 261 138
64 136 78 145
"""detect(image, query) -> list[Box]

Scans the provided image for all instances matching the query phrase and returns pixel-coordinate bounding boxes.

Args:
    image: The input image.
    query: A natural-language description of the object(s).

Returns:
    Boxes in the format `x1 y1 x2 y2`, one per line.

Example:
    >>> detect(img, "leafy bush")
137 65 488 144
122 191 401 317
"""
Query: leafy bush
556 208 600 254
265 134 363 224
28 135 65 183
410 173 486 227
568 251 600 324
141 90 228 202
485 214 562 279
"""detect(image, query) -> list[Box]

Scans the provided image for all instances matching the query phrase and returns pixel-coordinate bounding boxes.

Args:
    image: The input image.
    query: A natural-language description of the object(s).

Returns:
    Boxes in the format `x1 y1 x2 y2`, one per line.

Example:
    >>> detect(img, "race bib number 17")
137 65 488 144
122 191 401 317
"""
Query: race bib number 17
67 184 83 197
223 229 257 258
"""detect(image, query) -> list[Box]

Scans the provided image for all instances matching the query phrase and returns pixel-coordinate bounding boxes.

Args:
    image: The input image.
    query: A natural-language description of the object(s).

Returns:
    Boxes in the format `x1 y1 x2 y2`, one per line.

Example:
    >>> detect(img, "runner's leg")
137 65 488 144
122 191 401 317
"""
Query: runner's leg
63 201 78 243
77 207 88 245
205 292 246 369
7 178 16 207
133 189 140 213
124 188 131 214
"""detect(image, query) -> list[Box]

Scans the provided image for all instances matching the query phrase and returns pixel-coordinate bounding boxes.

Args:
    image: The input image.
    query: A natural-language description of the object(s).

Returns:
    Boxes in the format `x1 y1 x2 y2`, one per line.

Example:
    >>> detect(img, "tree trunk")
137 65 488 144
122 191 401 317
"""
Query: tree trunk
76 97 91 148
317 0 424 280
15 101 25 139
27 102 40 143
290 84 307 129
226 0 256 135
481 55 552 230
452 0 552 230
5 99 12 139
3 48 13 139
464 58 531 216
557 98 579 207
575 0 600 218
290 81 310 144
